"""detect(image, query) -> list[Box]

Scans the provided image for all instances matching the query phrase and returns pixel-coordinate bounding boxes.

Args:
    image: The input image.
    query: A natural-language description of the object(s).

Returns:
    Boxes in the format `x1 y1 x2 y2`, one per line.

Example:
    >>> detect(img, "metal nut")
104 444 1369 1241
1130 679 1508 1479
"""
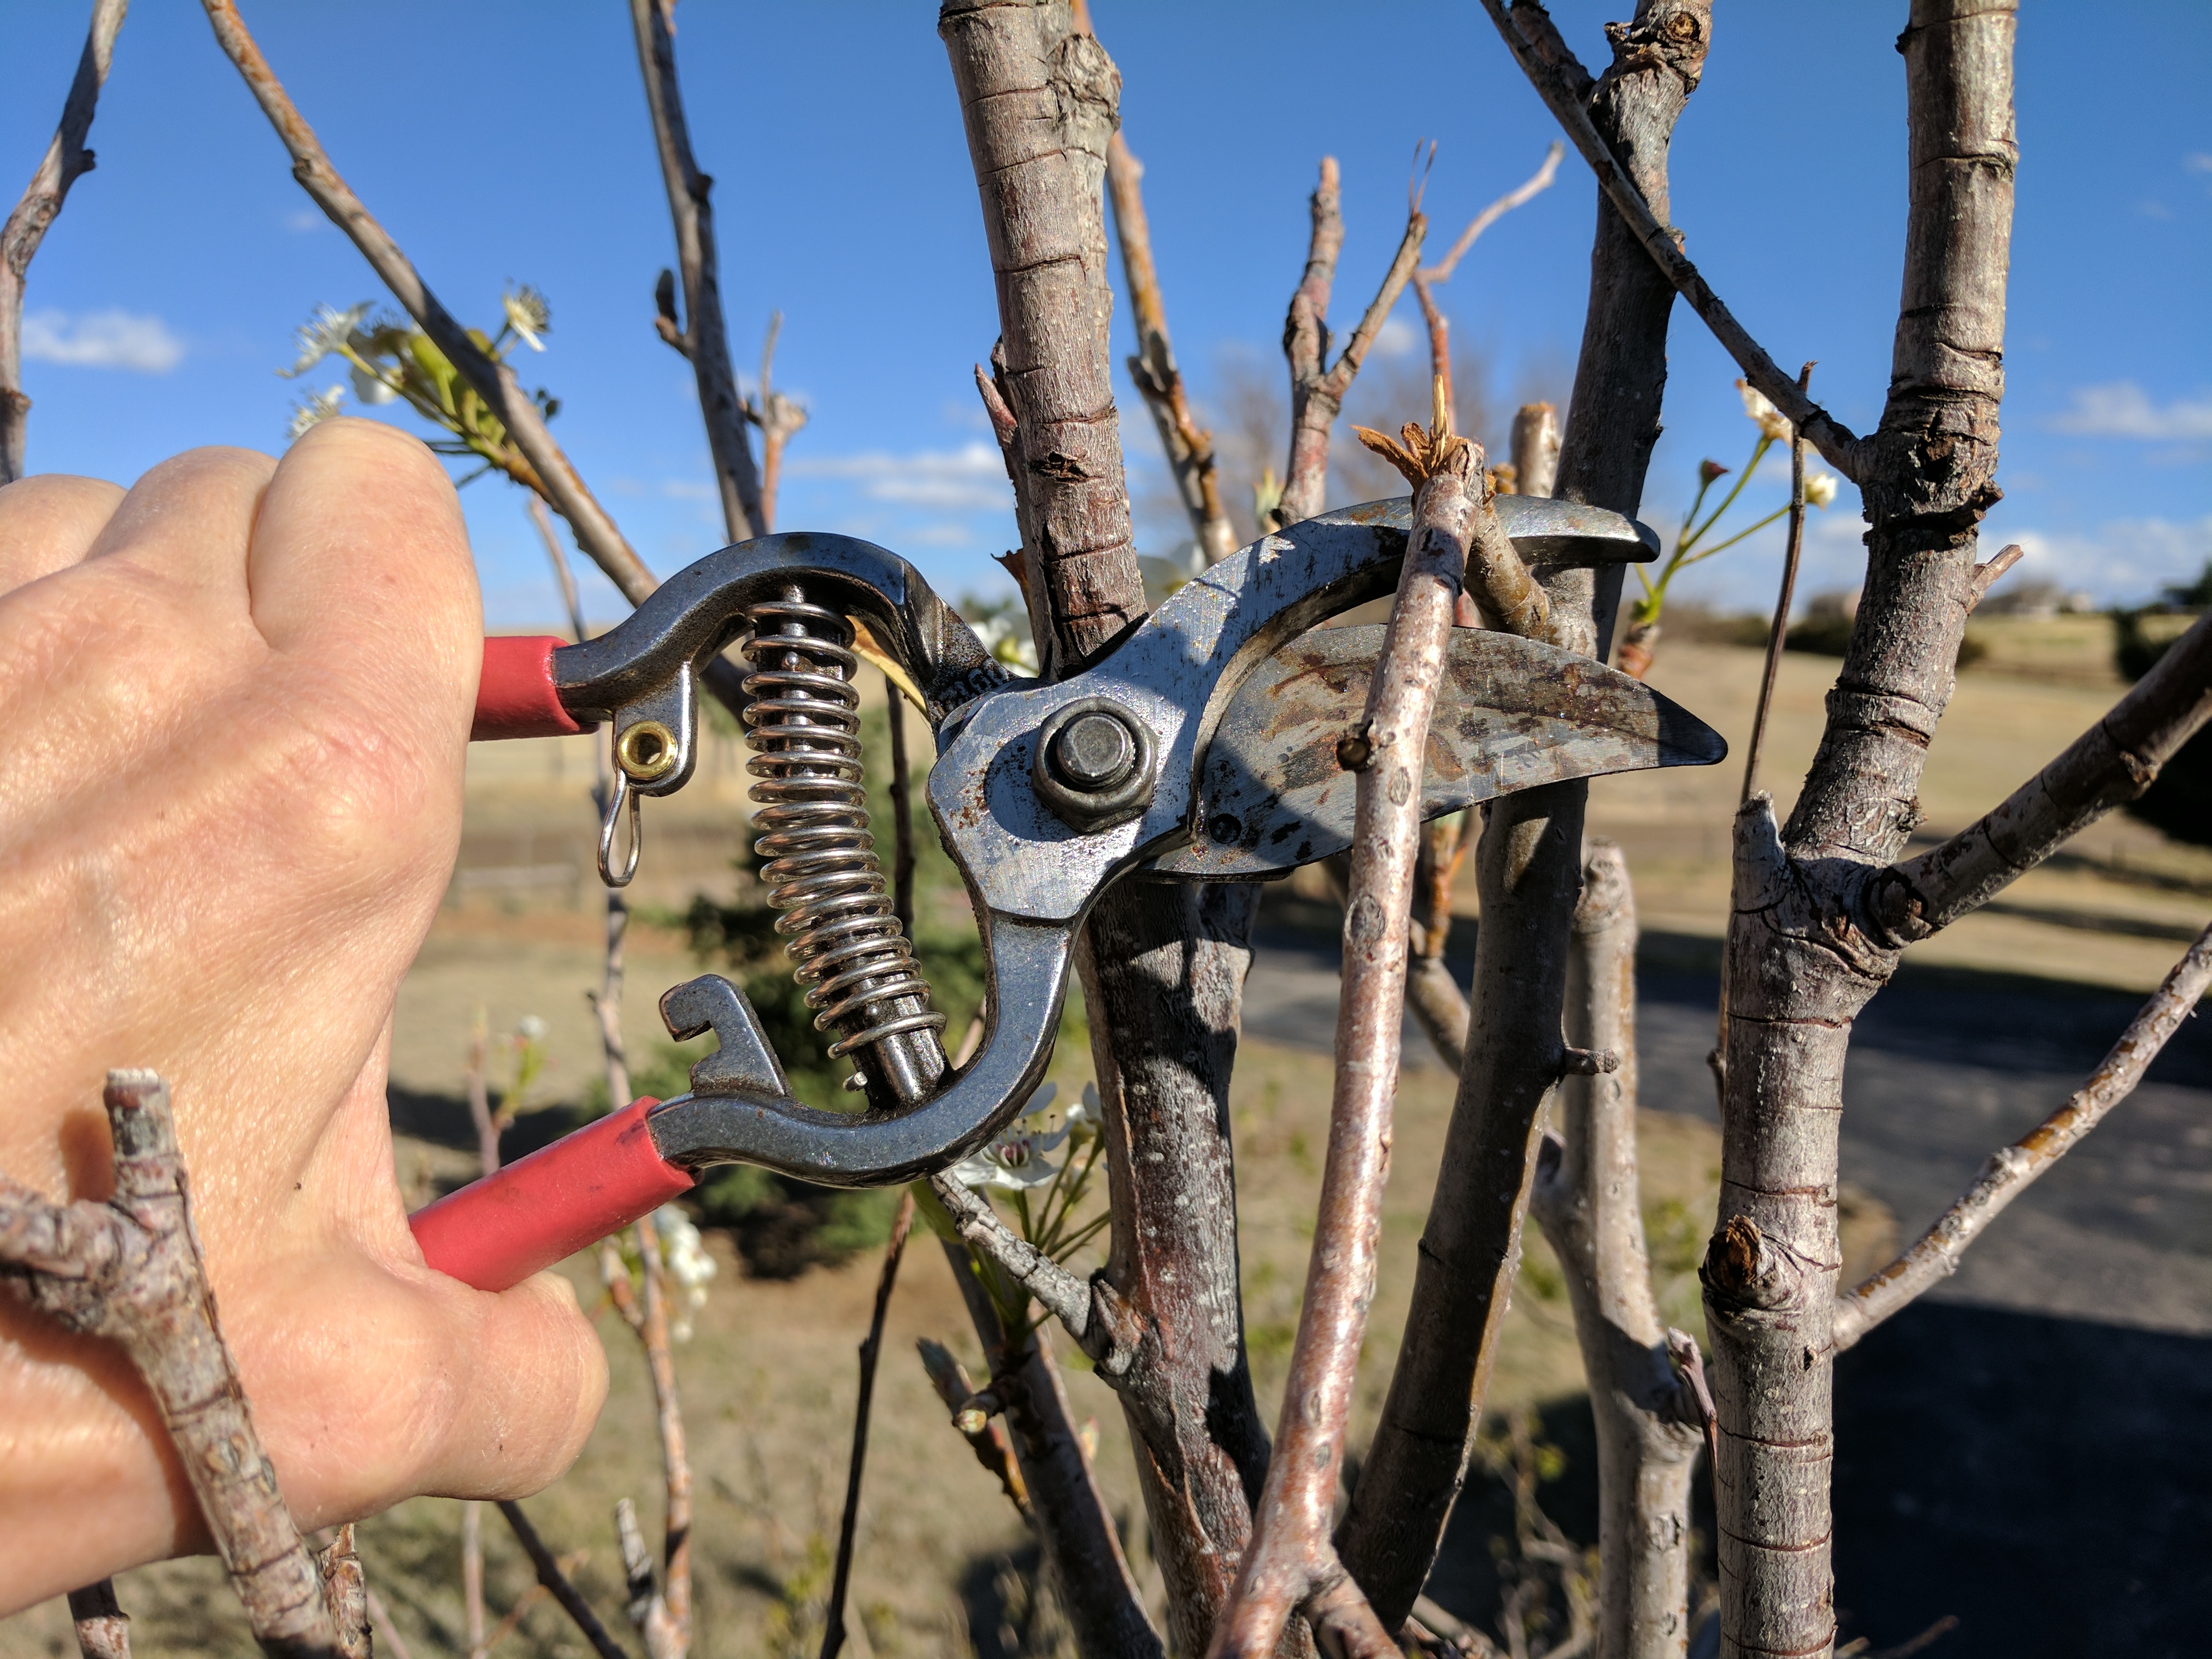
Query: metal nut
616 720 680 783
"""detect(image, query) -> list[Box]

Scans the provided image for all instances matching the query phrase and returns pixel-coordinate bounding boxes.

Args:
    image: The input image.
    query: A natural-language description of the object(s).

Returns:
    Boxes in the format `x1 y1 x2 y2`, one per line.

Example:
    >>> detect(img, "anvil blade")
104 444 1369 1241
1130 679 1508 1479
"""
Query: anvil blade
1148 625 1727 879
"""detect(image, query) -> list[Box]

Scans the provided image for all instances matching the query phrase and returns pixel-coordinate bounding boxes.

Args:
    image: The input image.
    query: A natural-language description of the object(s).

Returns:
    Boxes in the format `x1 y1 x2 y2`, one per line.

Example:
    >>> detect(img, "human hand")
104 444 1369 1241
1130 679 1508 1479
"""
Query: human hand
0 422 607 1611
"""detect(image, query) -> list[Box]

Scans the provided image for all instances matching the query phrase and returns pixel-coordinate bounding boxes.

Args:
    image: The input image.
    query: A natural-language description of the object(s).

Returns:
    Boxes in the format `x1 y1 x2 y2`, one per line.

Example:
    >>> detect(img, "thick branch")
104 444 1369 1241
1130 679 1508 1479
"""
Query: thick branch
1272 160 1426 531
1338 8 1707 1626
1214 427 1477 1656
1528 843 1702 1659
0 0 129 485
0 1073 355 1659
200 2 657 608
1864 611 2212 945
940 0 1144 667
629 0 763 543
1481 0 1866 484
1835 919 2212 1350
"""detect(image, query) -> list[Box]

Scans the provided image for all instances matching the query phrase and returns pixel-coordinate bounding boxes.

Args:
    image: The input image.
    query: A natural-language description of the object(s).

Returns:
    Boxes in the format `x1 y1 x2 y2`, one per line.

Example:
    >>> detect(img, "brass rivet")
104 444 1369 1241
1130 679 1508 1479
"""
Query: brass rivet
617 720 679 782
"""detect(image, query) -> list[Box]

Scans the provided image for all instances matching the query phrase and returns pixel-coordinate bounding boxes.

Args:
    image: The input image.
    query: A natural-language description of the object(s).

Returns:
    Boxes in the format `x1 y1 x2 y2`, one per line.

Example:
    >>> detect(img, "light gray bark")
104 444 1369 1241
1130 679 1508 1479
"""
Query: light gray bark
1531 843 1703 1659
0 0 128 485
1336 4 1708 1629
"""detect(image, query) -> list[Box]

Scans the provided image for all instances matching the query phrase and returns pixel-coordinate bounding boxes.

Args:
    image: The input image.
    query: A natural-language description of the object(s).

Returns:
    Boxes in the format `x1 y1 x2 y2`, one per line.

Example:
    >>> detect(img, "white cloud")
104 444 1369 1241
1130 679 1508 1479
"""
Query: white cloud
285 208 325 233
2048 381 2212 441
1373 315 1419 360
1993 515 2212 604
21 309 184 374
2186 152 2212 174
787 442 1009 513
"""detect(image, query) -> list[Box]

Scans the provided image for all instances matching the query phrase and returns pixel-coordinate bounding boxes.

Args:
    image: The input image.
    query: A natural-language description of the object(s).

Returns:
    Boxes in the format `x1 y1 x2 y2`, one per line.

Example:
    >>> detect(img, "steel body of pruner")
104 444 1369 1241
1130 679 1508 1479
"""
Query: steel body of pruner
410 497 1723 1291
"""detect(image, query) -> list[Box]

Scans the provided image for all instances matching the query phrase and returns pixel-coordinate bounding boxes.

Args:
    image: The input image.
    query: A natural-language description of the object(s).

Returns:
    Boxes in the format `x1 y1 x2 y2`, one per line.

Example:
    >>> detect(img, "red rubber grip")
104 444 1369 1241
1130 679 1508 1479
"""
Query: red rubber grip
473 635 585 740
409 1098 696 1292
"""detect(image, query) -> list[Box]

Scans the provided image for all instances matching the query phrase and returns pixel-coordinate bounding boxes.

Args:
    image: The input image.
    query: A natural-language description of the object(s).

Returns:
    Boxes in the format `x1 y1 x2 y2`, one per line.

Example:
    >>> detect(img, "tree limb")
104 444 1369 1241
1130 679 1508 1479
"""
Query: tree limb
1269 158 1426 532
1212 401 1479 1656
1834 918 2212 1351
1863 611 2212 946
0 1073 362 1659
916 1338 1031 1519
627 0 763 543
1479 0 1867 484
496 1502 630 1659
0 0 128 485
1422 140 1563 284
928 1175 1140 1377
1529 843 1703 1659
821 1190 915 1659
66 1580 130 1659
746 313 806 533
1337 7 1709 1627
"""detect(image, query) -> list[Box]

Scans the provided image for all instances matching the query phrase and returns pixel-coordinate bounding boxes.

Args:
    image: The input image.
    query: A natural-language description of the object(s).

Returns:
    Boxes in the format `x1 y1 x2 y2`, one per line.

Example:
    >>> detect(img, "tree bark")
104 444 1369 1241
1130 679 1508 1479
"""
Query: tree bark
1336 4 1708 1629
1531 843 1703 1659
1703 9 2015 1655
940 0 1144 672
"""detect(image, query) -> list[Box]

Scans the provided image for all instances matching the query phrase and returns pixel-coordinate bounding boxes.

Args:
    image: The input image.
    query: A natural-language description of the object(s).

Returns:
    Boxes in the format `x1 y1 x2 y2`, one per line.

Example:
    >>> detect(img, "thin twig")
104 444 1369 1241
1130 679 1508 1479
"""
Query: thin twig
0 1073 357 1658
1835 917 2212 1349
821 1190 917 1659
745 311 807 534
1478 0 1864 484
1269 156 1428 531
916 1339 1031 1518
1968 543 2023 611
66 1580 130 1659
625 1213 692 1659
1742 363 1816 802
1423 141 1564 283
363 1587 415 1659
204 0 737 750
628 0 763 543
885 673 916 941
462 1498 488 1659
496 1503 630 1659
0 0 128 485
1213 386 1476 1655
927 1175 1141 1378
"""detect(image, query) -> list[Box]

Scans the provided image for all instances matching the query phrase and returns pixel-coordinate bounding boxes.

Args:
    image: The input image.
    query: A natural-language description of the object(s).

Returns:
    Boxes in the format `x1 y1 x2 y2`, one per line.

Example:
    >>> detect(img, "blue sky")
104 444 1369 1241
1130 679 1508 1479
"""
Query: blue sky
4 2 2208 627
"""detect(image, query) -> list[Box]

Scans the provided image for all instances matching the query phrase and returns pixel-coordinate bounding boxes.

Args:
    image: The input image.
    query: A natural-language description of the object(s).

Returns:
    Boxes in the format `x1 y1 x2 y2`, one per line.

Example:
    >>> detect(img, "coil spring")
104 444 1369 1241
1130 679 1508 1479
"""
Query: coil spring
742 588 945 1068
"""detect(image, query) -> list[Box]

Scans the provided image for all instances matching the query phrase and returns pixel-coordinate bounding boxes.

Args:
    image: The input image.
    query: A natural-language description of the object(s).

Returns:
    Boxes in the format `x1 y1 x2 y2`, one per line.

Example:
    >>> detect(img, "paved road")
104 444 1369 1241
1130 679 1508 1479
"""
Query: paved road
1242 916 2212 1655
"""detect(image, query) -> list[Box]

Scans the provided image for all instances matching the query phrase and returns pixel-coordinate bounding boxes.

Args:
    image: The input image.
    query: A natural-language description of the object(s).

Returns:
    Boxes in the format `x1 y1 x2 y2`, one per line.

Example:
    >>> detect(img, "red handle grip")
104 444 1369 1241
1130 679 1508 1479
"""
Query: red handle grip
473 634 586 741
409 1098 696 1291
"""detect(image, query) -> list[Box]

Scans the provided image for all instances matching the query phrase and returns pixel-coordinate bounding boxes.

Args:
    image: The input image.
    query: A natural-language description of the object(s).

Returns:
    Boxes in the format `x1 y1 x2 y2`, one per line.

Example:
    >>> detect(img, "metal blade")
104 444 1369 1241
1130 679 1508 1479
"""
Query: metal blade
1148 625 1727 879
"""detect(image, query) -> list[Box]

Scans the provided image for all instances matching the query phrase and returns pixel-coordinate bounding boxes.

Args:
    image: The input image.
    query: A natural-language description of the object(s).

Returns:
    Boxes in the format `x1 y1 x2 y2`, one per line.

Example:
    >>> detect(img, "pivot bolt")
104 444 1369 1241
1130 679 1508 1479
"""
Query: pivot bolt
1032 697 1157 832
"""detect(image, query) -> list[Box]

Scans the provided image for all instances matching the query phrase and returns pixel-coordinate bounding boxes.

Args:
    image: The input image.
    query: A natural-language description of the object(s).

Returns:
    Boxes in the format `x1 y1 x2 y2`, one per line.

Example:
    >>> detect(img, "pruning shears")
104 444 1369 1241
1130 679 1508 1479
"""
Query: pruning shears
409 497 1725 1291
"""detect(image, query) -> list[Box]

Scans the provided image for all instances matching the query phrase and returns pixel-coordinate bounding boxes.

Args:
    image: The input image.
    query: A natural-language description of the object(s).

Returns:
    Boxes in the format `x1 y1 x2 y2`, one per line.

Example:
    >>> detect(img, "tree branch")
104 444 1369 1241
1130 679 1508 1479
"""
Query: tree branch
1834 917 2212 1351
1338 7 1709 1626
628 0 764 543
1270 158 1426 531
1863 611 2212 946
496 1502 630 1659
67 1580 131 1659
0 1072 363 1659
916 1338 1031 1519
1213 403 1478 1656
1422 140 1564 284
0 0 128 485
940 0 1144 668
1529 844 1703 1659
1480 0 1867 484
821 1191 915 1659
745 312 806 534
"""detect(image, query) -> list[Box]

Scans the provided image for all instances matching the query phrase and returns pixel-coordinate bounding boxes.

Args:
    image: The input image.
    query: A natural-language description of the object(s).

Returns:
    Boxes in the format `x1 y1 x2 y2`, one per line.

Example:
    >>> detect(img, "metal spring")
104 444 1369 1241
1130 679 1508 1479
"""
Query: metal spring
741 587 945 1069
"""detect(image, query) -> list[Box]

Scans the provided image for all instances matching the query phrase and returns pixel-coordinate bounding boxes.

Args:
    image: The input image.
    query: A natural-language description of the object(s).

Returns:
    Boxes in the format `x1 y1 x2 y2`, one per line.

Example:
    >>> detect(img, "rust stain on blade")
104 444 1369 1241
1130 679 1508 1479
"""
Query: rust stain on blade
1150 625 1725 880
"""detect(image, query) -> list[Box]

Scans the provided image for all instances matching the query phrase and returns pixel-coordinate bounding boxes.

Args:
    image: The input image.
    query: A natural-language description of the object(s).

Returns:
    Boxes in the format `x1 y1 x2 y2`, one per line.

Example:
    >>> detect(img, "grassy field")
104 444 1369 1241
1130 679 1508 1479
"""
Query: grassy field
7 616 2197 1656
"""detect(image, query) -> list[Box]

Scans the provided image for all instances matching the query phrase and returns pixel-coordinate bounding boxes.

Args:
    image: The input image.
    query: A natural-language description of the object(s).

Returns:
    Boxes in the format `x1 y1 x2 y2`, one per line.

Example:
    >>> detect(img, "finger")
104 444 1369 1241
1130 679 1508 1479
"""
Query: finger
80 448 276 615
247 419 479 747
239 1256 608 1521
0 475 125 595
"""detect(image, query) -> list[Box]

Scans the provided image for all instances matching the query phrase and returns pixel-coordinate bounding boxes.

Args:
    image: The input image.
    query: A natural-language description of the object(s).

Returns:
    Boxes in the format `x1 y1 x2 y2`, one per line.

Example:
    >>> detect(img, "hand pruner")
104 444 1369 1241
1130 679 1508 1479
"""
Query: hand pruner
409 497 1725 1291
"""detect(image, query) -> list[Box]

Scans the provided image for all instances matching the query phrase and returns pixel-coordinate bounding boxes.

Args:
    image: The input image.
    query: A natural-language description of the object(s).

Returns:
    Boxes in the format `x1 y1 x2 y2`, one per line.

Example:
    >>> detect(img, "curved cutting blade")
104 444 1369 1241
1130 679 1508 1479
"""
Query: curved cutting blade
1150 625 1727 879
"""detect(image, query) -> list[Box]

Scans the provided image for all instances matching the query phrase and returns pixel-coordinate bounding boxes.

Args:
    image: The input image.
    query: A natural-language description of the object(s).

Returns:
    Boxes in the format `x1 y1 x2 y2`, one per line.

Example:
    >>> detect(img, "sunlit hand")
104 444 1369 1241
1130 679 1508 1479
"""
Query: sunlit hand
0 421 607 1612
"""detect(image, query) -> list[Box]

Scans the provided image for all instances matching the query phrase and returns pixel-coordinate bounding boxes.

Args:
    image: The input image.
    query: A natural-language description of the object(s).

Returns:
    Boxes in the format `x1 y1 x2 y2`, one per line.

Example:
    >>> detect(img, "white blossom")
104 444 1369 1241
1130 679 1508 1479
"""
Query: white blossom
515 1014 549 1044
1736 378 1792 444
1804 472 1839 510
970 612 1039 676
1137 541 1210 608
503 286 550 352
947 1082 1083 1191
286 385 346 440
655 1203 715 1342
286 302 371 377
